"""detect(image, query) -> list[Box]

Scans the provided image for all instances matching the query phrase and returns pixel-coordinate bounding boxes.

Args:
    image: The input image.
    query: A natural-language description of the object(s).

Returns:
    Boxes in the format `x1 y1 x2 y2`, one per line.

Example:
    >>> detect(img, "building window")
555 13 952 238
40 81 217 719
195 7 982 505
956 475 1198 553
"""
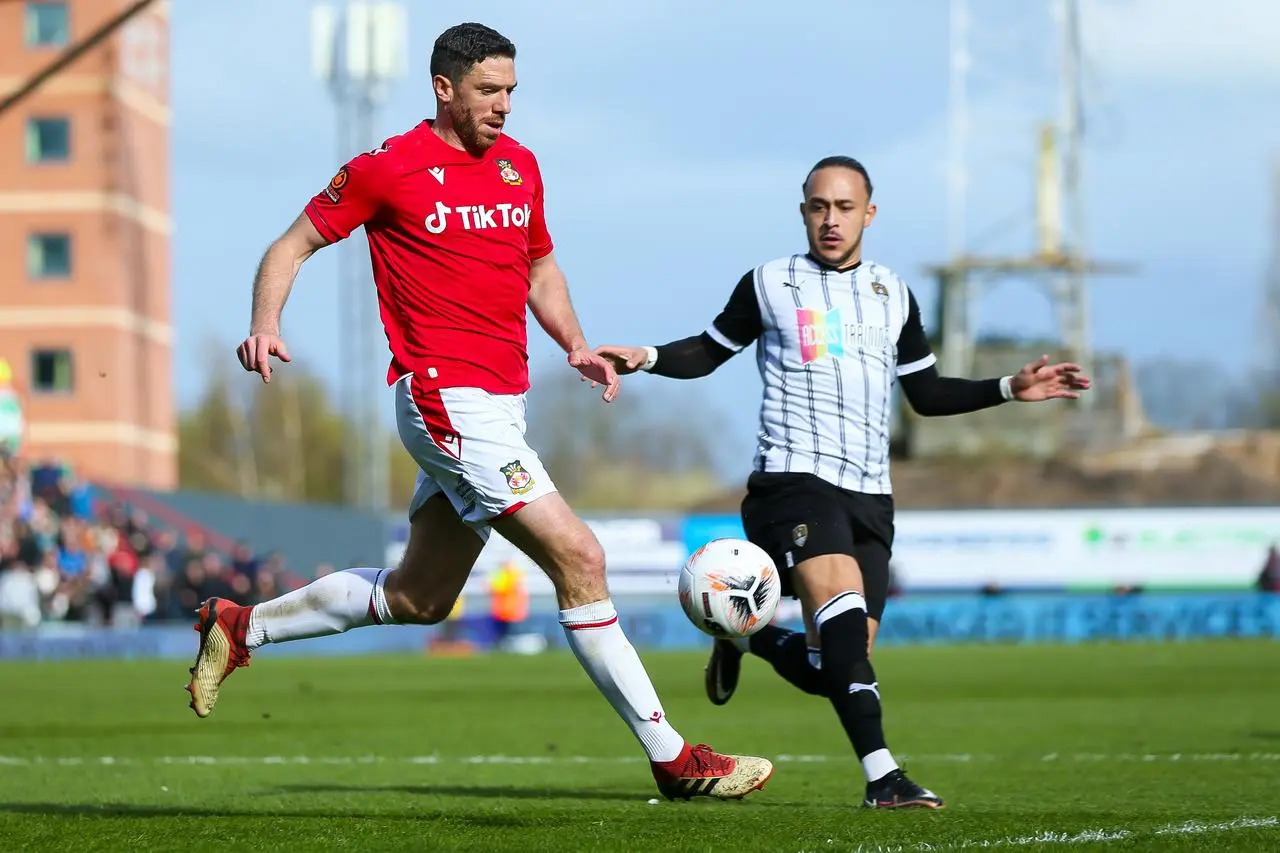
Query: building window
25 117 70 163
31 349 74 394
25 2 69 48
27 233 72 279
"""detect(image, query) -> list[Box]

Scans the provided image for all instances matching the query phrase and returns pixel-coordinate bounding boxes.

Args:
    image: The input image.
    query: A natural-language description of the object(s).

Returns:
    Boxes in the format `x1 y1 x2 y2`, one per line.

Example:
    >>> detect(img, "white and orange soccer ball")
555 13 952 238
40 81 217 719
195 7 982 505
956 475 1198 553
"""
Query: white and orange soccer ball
678 538 782 639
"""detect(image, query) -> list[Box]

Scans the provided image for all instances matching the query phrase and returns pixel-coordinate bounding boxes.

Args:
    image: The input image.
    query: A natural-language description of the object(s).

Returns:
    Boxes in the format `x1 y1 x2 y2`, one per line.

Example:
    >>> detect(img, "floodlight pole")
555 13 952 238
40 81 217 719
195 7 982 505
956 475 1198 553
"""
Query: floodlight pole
311 1 406 512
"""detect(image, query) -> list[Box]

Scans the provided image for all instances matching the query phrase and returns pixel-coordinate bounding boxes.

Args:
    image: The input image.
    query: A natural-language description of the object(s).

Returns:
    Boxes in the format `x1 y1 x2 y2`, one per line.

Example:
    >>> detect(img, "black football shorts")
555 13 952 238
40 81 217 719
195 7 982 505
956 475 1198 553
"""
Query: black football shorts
739 470 894 620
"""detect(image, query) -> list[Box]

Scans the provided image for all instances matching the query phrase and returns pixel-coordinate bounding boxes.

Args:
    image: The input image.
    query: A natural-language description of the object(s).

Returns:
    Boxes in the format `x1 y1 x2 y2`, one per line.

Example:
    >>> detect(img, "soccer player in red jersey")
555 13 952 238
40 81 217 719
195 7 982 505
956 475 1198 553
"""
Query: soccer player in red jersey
184 22 773 801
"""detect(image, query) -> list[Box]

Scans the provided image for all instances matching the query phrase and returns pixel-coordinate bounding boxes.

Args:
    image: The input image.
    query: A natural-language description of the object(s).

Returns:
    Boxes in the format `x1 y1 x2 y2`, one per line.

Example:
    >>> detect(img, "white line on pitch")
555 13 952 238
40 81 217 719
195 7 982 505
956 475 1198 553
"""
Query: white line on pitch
814 816 1278 852
2 752 1280 767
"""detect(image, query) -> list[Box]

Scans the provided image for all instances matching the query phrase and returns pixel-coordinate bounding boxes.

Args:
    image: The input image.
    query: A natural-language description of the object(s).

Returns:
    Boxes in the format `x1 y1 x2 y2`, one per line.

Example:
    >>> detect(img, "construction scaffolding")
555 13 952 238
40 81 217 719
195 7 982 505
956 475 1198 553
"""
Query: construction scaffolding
909 0 1139 459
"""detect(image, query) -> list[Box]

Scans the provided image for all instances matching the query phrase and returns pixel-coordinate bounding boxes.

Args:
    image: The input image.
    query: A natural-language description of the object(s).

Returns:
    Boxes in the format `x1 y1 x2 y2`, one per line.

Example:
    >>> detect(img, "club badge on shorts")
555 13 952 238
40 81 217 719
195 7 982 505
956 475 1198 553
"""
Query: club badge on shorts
500 460 534 494
496 158 522 186
792 523 808 547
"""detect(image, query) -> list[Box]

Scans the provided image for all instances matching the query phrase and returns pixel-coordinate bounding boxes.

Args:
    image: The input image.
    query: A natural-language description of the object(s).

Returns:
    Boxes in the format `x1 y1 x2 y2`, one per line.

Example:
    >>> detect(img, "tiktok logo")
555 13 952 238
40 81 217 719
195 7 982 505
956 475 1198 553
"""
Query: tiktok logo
424 201 531 235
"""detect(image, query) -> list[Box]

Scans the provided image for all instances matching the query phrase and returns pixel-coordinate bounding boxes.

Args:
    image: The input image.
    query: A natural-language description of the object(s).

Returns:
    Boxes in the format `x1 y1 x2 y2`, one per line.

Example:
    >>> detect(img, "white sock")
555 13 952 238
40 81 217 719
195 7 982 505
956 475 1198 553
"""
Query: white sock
245 567 396 649
862 747 899 783
560 599 686 763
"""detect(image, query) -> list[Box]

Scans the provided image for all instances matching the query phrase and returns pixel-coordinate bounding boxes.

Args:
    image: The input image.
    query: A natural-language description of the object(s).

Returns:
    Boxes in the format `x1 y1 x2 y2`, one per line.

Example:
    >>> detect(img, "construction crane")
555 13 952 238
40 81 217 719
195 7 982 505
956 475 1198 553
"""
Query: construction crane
930 0 1134 387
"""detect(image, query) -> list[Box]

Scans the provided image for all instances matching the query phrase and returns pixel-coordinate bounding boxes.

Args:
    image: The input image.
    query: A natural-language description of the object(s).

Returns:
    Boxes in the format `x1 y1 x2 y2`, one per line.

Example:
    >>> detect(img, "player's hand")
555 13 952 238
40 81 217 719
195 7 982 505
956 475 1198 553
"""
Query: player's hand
568 347 620 403
236 332 292 384
594 345 648 376
1009 354 1091 402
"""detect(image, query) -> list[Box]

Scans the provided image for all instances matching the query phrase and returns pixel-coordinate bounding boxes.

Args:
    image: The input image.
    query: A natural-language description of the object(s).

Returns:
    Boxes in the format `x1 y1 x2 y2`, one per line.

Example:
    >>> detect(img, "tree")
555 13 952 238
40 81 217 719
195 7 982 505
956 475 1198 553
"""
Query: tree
524 370 731 510
178 357 732 510
178 359 418 507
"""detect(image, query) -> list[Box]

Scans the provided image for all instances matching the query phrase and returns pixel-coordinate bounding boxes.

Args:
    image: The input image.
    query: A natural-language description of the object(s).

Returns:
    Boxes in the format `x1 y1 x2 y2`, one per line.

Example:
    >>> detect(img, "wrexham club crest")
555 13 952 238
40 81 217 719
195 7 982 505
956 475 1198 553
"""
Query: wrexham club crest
496 158 522 186
500 460 534 494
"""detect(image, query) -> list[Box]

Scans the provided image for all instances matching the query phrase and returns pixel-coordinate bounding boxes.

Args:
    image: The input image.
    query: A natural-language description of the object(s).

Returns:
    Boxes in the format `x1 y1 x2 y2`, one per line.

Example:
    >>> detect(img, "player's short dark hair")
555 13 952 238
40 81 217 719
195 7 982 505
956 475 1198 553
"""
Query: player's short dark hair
430 23 516 84
803 156 873 199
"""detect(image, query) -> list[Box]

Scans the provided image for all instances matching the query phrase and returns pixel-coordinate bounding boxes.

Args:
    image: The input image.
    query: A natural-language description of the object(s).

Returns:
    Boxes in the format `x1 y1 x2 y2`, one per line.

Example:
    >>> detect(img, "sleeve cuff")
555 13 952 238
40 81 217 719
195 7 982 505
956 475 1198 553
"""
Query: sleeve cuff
639 346 658 372
304 202 343 243
999 375 1015 401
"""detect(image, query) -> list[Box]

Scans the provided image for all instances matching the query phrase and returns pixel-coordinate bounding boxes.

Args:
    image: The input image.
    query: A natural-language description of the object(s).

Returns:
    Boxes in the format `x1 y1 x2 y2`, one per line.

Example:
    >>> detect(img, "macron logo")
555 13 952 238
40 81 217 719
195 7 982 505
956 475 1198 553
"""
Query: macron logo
429 167 445 185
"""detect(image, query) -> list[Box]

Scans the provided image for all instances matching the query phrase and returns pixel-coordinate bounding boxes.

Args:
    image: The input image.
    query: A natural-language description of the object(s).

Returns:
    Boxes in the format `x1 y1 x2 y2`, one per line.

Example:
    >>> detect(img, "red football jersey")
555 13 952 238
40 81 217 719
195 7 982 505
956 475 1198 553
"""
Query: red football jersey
304 120 554 394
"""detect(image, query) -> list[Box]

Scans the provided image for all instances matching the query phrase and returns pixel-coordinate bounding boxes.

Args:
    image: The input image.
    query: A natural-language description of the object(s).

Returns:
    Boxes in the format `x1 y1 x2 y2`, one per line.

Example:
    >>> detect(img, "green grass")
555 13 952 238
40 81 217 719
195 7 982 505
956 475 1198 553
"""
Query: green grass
1 640 1278 851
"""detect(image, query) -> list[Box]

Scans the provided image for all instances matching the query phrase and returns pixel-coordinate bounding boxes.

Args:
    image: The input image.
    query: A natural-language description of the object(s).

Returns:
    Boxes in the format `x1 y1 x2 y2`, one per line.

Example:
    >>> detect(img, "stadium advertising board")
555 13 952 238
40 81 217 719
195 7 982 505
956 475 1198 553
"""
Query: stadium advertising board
889 507 1280 591
386 515 689 596
3 593 1276 661
384 506 1280 594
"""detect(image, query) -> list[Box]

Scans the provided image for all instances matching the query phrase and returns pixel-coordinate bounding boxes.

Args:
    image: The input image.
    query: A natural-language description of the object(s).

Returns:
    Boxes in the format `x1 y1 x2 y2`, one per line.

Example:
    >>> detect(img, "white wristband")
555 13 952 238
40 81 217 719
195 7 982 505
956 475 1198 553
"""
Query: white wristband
639 346 658 372
999 375 1015 401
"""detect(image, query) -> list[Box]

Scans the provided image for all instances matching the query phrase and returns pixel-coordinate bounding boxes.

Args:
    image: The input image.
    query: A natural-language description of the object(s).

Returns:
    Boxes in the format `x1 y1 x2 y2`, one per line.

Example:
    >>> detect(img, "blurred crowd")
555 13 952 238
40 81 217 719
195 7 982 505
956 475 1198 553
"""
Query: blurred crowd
0 452 294 631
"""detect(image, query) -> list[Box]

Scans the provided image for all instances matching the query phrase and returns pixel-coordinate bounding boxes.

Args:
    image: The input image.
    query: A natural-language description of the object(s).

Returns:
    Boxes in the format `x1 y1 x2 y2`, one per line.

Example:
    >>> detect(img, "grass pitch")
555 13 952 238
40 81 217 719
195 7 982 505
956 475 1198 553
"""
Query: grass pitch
0 639 1277 851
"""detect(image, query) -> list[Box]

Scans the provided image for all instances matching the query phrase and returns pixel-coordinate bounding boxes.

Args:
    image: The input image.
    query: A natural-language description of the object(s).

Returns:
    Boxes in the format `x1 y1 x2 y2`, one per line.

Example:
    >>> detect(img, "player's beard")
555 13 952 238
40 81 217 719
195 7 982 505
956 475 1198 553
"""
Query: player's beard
810 231 862 270
453 102 492 153
837 232 863 268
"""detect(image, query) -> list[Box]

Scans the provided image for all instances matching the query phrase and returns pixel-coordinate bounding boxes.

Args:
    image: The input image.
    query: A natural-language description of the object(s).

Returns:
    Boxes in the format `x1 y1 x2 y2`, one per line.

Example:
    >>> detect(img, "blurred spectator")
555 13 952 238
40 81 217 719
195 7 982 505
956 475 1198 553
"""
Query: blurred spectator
488 560 529 648
130 553 160 625
231 540 259 583
253 567 280 605
0 561 40 629
1258 545 1279 593
0 454 277 631
174 556 206 614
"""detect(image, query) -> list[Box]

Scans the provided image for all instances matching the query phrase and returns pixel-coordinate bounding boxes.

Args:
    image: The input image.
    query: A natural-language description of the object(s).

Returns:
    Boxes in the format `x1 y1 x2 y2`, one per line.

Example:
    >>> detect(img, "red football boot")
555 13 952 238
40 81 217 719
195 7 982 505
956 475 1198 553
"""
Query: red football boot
651 742 774 800
185 598 252 718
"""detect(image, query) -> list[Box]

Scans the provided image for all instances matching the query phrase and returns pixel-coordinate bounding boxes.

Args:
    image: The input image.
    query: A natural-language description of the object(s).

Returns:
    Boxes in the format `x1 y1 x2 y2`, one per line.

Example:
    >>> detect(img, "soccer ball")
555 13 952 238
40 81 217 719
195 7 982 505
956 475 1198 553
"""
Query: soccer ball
678 538 782 639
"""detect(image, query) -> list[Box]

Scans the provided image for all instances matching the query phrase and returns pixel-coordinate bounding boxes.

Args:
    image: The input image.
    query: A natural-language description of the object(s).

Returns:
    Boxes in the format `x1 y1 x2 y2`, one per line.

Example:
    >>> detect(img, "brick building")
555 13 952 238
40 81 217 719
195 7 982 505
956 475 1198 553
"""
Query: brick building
0 0 174 487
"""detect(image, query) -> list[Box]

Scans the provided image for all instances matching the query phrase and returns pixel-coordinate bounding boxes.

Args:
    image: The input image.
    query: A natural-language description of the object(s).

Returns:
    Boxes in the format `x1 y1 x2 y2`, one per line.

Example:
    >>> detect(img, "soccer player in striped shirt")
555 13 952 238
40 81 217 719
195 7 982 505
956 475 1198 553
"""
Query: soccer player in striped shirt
598 156 1090 808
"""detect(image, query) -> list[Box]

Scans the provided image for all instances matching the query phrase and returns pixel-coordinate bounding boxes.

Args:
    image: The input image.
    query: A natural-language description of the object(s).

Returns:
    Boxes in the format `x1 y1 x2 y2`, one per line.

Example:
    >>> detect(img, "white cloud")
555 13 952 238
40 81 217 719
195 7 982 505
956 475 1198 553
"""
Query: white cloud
1082 0 1280 83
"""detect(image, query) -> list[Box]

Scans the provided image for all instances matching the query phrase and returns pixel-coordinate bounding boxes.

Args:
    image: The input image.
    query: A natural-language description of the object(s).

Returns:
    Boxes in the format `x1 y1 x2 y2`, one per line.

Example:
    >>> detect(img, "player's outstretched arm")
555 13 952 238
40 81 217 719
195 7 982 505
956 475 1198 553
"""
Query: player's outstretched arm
596 334 736 380
237 212 331 384
527 252 619 402
899 355 1091 417
597 269 760 380
528 251 588 353
895 286 1089 416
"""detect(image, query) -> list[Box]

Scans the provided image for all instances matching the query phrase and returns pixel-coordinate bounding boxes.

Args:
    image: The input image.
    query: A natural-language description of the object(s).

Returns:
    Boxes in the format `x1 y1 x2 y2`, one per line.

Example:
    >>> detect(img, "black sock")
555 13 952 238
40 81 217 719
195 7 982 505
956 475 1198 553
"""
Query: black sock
747 624 825 696
817 598 890 763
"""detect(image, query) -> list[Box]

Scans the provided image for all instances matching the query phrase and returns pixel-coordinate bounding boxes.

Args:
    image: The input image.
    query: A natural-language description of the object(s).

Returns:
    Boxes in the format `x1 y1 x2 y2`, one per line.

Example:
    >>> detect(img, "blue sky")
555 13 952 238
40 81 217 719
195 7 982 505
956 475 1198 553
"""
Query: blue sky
169 0 1279 474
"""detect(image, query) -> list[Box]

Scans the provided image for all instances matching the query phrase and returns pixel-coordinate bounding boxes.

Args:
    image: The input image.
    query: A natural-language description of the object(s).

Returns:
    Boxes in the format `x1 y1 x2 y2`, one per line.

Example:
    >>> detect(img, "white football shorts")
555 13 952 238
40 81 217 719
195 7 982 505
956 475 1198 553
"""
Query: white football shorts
394 373 556 539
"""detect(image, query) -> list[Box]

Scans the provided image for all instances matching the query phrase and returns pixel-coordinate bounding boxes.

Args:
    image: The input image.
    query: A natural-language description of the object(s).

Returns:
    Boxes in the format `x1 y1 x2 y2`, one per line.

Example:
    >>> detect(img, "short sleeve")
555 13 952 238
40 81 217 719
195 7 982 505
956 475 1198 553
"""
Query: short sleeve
526 156 554 261
896 288 938 376
705 271 764 352
304 150 390 243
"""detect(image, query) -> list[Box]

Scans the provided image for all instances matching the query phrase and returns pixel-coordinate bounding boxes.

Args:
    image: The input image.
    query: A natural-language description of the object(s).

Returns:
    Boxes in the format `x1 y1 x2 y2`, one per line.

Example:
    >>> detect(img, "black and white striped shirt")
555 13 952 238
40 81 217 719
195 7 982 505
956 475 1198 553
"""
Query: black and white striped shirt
705 254 935 494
